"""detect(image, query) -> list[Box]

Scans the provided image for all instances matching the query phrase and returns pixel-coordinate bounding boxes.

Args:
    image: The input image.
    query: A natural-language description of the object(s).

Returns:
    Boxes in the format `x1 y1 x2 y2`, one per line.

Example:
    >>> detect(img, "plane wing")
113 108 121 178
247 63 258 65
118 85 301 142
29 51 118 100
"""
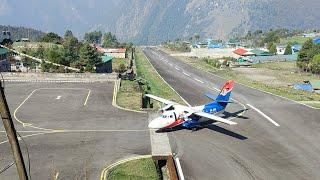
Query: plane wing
145 94 177 105
194 112 237 125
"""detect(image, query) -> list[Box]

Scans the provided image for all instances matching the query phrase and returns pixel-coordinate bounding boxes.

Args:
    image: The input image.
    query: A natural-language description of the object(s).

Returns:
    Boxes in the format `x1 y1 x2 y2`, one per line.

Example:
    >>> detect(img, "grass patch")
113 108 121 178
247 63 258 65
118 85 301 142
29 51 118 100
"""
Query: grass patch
112 58 130 73
280 36 310 45
176 56 320 107
135 48 186 105
108 158 158 180
116 80 142 111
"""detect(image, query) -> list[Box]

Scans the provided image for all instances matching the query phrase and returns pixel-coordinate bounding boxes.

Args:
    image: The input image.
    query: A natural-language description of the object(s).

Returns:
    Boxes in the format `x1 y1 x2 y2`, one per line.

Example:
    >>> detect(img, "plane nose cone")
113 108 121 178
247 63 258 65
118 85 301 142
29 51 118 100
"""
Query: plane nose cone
148 120 159 129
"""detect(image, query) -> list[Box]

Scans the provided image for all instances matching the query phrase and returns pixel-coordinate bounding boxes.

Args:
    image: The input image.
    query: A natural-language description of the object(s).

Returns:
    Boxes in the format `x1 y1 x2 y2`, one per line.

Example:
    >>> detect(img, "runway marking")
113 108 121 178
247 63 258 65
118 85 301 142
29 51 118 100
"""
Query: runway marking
55 172 59 180
183 72 190 77
52 129 148 133
83 90 91 106
194 78 204 84
0 132 50 145
56 96 61 100
14 88 91 131
247 104 280 127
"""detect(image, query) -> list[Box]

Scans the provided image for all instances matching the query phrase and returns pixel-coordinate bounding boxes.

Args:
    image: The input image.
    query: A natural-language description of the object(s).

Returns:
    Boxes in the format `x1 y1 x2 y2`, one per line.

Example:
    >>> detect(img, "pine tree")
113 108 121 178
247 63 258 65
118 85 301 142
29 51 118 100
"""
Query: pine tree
284 43 292 55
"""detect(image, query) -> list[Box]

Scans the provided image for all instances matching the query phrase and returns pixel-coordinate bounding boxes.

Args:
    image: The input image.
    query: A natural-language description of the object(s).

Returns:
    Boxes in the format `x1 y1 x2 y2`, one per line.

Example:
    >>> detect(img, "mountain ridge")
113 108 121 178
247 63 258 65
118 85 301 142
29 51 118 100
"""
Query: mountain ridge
0 0 319 44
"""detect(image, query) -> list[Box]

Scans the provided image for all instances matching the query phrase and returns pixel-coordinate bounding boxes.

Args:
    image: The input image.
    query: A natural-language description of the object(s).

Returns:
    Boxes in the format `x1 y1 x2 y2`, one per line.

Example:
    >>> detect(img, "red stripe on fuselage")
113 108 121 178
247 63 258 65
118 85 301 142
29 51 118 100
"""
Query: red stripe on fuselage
163 119 185 129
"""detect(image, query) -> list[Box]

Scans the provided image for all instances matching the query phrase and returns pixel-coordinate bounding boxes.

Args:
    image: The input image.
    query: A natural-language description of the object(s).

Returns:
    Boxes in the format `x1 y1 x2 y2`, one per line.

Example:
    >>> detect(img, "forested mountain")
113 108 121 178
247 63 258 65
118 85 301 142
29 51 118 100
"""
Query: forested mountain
0 25 46 41
0 0 319 44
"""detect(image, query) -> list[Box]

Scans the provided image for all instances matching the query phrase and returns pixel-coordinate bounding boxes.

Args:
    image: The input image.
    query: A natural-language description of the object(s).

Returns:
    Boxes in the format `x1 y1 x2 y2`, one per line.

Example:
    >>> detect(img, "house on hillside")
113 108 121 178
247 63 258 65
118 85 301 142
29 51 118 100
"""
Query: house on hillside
105 48 127 58
313 38 320 45
292 44 302 53
0 48 10 72
303 33 317 38
250 49 272 56
233 48 254 56
95 55 113 73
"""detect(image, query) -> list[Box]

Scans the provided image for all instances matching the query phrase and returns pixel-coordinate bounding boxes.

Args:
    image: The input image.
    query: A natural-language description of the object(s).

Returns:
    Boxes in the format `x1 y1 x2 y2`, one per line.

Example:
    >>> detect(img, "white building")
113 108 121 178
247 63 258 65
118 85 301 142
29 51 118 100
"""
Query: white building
105 48 127 58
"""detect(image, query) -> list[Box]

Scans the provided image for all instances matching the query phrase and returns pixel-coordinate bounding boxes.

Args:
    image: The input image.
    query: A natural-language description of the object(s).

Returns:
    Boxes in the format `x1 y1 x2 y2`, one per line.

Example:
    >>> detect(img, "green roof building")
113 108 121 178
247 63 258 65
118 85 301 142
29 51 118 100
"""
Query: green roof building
96 55 113 73
250 49 272 56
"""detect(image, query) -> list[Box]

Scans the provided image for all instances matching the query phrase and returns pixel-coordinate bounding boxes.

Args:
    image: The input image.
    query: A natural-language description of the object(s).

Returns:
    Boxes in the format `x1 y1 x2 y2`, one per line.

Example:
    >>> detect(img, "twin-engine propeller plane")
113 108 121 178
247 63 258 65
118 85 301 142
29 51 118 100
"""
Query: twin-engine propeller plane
146 80 237 131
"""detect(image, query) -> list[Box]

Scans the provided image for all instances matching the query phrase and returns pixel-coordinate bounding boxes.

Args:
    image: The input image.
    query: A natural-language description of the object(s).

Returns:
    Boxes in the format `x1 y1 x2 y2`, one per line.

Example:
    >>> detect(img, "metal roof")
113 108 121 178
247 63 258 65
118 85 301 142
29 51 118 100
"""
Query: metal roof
0 48 8 55
101 55 113 63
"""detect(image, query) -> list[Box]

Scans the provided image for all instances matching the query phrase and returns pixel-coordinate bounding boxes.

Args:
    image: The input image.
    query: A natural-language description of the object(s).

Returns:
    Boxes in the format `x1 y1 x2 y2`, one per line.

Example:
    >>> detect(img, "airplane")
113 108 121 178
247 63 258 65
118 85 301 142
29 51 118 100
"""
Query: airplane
146 80 237 131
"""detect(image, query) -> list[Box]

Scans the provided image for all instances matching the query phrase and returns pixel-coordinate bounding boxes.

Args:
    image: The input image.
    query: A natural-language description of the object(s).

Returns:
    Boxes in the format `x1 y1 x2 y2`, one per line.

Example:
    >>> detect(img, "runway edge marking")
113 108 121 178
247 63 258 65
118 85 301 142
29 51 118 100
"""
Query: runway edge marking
247 104 280 127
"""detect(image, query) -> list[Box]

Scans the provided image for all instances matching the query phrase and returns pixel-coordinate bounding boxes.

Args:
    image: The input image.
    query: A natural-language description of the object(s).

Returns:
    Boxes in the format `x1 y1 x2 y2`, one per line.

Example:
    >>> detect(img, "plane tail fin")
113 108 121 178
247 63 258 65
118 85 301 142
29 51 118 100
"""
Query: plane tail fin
215 80 234 107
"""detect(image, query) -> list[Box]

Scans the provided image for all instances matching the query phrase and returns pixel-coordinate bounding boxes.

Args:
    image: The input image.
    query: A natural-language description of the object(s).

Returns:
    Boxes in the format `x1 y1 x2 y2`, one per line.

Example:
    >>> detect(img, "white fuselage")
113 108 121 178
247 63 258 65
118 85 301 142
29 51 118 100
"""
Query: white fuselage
148 104 205 129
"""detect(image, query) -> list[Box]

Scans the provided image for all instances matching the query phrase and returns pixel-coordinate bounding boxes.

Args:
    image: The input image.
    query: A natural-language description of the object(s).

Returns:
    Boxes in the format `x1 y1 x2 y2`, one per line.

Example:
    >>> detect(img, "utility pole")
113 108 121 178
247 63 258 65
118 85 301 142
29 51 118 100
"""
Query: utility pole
0 81 28 180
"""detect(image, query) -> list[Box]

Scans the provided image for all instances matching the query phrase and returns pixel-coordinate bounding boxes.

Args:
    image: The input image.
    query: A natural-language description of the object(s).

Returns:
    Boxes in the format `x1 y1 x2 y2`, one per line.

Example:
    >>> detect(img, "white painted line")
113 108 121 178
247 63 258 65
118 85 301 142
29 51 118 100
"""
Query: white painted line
55 172 59 180
194 78 204 84
175 66 180 71
83 90 91 106
56 96 61 100
174 157 185 180
183 72 190 77
247 104 280 127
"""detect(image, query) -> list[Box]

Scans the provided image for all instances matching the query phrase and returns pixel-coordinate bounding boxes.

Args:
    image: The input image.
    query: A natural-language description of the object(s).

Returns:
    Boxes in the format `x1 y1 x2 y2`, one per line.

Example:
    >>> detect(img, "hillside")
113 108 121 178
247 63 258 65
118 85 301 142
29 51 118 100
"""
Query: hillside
0 0 319 44
0 25 46 41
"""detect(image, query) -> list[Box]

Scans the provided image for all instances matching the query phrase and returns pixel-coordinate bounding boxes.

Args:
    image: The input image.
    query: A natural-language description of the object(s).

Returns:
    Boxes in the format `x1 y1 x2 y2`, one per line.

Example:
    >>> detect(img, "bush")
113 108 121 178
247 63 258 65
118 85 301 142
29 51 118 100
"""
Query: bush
202 57 221 68
310 54 320 74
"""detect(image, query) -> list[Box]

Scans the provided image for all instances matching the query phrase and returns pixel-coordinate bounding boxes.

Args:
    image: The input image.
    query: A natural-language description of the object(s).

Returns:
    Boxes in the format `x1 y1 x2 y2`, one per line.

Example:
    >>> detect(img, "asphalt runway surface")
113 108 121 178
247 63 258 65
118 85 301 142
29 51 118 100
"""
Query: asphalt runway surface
143 47 320 180
0 82 149 179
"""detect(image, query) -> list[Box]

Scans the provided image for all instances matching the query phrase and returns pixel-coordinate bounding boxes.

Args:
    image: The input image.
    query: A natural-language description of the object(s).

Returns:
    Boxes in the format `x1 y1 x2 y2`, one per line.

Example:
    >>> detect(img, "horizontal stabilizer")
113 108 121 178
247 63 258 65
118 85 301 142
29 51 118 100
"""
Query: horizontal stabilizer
204 93 216 100
216 100 234 103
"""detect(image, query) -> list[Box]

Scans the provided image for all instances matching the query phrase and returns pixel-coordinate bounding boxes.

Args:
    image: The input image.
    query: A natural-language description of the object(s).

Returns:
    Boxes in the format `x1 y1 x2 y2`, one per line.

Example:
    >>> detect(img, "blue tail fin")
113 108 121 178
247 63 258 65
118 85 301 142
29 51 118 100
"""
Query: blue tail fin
216 80 234 107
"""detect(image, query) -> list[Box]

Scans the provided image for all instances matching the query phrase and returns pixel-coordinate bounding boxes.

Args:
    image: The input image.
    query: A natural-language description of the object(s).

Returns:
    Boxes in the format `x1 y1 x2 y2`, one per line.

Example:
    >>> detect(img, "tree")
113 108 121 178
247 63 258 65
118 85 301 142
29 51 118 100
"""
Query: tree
84 31 102 44
79 43 101 68
268 43 277 54
102 32 119 48
64 30 74 40
284 43 292 55
45 45 64 64
264 31 280 44
41 32 62 44
310 54 320 74
62 30 79 66
298 39 317 70
194 34 200 42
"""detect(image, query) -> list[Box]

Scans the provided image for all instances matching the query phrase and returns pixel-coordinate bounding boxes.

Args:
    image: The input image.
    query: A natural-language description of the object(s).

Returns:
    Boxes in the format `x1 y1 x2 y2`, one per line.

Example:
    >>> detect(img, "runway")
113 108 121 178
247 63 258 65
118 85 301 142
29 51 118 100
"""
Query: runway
143 47 320 180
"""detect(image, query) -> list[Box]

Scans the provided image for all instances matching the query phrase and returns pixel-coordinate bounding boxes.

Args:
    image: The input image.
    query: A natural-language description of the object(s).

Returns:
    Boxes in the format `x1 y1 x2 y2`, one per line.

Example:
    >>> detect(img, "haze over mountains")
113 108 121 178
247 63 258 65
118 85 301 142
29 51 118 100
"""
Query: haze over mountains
0 0 319 44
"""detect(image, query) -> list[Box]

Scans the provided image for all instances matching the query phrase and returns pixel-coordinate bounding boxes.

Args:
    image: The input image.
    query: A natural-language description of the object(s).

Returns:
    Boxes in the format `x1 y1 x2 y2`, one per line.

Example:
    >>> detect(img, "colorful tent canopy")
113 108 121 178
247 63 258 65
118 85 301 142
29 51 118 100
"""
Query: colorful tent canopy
313 38 320 45
233 48 248 56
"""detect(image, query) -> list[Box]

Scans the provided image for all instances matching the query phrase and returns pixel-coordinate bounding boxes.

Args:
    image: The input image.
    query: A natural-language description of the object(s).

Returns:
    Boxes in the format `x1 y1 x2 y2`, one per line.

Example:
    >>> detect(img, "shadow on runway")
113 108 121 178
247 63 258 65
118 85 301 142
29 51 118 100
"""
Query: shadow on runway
156 120 248 140
222 109 249 120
